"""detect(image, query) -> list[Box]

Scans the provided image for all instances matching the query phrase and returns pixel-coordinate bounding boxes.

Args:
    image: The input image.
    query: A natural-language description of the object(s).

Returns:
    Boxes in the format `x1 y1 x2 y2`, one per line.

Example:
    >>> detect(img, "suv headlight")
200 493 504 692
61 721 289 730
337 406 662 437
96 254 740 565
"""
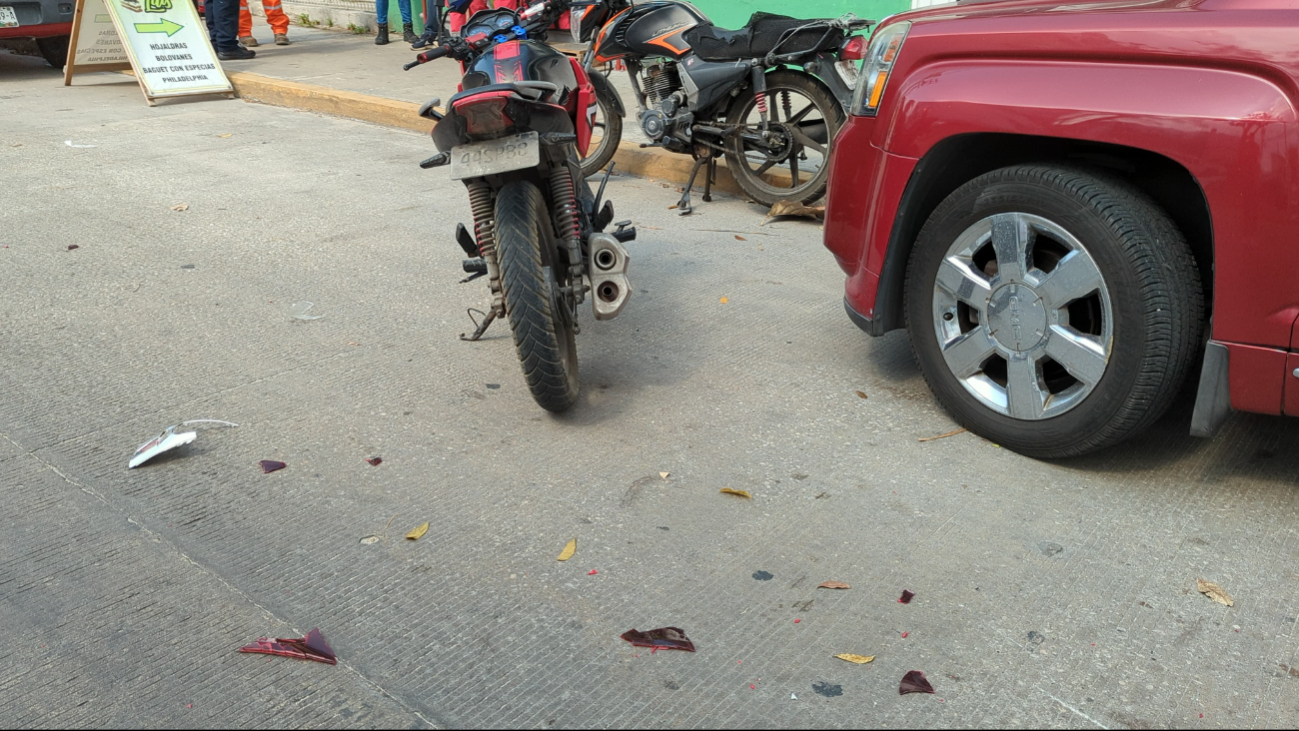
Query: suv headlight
850 21 910 117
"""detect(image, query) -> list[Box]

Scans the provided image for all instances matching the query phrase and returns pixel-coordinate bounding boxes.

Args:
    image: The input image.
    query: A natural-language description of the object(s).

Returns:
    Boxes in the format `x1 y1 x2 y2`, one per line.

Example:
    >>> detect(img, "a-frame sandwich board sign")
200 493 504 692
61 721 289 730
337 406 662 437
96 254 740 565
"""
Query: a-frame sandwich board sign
64 0 233 106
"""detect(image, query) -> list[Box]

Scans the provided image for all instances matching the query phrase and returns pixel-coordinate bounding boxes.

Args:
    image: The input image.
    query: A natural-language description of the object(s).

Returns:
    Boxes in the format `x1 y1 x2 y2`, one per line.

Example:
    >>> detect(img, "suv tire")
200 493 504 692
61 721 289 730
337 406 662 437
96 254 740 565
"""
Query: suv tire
904 165 1203 458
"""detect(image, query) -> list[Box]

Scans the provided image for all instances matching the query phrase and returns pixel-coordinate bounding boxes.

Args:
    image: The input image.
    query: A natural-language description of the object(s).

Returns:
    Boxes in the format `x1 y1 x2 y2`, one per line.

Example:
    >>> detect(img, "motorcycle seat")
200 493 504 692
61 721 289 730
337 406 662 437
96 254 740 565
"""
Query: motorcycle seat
684 13 846 63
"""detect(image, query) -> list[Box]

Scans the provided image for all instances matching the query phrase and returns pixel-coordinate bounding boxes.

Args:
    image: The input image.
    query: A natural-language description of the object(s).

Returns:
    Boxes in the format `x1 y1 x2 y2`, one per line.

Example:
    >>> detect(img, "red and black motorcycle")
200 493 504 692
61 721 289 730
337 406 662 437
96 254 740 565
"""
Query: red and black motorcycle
568 0 872 212
405 0 635 412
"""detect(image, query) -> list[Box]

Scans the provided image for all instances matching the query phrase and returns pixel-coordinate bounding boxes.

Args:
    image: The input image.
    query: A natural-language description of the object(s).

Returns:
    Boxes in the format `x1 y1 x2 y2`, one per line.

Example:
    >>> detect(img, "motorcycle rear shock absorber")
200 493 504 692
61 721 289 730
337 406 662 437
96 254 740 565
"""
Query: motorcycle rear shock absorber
549 168 585 306
461 181 503 342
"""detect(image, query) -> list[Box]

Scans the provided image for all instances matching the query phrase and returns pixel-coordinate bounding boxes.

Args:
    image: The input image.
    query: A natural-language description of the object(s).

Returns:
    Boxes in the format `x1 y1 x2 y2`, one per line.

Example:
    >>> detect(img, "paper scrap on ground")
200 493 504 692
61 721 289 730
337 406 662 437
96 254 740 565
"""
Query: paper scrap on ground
660 472 670 479
238 628 336 664
557 538 577 561
719 488 751 499
290 302 324 320
170 203 189 212
406 522 429 541
834 654 875 664
1197 579 1234 606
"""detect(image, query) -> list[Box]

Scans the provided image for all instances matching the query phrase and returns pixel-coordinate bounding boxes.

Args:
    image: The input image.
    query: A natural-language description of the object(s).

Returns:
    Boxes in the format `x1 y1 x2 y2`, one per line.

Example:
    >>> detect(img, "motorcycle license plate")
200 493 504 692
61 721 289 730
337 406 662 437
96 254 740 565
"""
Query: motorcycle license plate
450 132 540 180
0 7 19 28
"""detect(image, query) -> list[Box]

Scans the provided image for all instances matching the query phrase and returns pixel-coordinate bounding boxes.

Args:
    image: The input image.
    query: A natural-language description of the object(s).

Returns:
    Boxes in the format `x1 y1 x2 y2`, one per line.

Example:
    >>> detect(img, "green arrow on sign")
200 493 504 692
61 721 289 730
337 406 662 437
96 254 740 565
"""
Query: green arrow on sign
133 18 183 36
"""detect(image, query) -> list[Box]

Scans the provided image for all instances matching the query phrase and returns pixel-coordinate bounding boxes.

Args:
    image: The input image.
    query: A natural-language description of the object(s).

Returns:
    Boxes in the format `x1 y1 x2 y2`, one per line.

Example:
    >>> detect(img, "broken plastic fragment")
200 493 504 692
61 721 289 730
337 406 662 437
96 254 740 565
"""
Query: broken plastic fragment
64 140 97 148
128 425 197 468
290 302 323 320
588 569 598 575
365 456 382 466
900 670 935 695
899 590 916 604
901 631 909 638
238 627 336 664
620 627 695 652
259 460 287 473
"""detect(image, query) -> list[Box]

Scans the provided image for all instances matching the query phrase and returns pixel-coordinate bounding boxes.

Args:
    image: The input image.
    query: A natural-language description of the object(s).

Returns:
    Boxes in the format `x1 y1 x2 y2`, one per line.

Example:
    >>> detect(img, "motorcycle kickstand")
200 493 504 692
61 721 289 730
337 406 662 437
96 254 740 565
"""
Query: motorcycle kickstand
459 307 499 342
702 157 717 203
677 156 708 216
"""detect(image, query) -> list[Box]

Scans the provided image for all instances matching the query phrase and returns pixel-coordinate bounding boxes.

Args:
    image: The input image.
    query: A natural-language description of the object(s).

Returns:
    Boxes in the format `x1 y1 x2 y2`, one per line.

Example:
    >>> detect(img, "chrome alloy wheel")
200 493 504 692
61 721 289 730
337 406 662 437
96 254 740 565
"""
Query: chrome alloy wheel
931 212 1113 420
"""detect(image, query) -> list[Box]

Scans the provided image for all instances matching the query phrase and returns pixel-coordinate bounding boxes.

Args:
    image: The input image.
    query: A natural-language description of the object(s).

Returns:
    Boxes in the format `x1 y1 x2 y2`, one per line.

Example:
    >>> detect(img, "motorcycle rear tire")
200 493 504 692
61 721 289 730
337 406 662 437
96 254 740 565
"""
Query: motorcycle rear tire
723 69 843 206
496 179 581 412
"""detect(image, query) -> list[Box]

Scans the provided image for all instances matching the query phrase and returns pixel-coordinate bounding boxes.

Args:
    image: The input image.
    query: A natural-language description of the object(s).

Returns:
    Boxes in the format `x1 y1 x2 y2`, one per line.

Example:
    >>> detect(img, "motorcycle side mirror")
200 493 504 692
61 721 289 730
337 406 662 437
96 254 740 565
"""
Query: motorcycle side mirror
418 97 444 120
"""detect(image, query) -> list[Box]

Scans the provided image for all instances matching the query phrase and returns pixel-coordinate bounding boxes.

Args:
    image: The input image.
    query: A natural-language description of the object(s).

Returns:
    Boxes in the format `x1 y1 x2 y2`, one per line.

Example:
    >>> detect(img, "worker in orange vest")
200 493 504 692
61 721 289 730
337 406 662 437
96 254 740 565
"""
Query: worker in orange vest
237 0 291 47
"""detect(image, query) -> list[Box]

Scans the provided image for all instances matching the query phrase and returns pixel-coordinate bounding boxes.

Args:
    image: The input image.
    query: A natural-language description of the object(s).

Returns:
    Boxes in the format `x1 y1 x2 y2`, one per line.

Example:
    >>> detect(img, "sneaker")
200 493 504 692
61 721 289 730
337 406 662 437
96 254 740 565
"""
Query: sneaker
274 33 290 45
217 46 256 61
410 29 436 50
238 35 258 48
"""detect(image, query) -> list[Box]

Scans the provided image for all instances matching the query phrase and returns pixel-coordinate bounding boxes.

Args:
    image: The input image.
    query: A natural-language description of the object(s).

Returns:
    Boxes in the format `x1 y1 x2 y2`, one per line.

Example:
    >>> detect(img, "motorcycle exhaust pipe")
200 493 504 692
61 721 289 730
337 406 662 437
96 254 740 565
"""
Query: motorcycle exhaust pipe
588 232 631 321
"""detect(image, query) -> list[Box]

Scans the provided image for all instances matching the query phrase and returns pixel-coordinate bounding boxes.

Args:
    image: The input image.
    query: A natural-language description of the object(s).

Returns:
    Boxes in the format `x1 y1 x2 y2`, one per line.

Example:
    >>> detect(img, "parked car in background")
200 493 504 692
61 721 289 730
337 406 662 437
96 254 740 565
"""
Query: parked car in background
1 0 74 68
822 0 1299 458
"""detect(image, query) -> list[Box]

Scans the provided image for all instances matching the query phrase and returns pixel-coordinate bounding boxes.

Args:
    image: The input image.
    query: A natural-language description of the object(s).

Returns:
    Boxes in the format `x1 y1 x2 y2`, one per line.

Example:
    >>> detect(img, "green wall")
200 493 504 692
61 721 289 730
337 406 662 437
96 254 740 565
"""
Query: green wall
689 0 909 29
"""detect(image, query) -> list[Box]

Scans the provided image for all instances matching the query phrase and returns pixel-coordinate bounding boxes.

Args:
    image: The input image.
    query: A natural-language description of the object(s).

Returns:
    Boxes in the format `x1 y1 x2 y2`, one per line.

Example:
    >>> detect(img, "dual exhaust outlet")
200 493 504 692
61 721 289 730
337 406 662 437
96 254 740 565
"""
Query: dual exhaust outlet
588 232 631 320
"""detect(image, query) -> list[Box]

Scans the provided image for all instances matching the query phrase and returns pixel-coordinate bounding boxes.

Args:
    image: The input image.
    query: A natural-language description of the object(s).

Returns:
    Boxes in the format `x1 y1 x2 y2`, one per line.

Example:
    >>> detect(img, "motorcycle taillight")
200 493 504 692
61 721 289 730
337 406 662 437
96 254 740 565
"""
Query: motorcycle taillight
840 35 867 62
454 94 514 136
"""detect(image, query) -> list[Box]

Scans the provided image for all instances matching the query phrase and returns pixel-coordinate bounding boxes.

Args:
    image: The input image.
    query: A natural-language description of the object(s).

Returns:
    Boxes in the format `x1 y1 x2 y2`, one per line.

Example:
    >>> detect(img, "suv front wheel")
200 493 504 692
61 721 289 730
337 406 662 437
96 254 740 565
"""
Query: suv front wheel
904 165 1203 458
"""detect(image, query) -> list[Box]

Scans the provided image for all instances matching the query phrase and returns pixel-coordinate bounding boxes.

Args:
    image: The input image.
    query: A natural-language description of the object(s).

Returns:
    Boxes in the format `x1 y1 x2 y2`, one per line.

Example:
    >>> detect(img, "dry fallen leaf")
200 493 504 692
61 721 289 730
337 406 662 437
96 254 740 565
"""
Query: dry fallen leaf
761 200 826 226
660 471 670 479
719 296 729 304
855 390 868 399
170 203 189 212
405 522 429 541
918 427 967 442
557 538 577 561
719 488 752 499
818 581 851 590
735 235 747 241
1197 579 1234 606
834 654 875 664
217 133 233 138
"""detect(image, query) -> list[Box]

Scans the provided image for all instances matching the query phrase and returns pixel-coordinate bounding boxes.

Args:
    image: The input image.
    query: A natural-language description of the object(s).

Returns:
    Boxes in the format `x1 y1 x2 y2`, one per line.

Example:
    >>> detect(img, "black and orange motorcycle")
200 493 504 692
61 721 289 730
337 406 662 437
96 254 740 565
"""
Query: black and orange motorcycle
405 0 634 412
568 0 872 211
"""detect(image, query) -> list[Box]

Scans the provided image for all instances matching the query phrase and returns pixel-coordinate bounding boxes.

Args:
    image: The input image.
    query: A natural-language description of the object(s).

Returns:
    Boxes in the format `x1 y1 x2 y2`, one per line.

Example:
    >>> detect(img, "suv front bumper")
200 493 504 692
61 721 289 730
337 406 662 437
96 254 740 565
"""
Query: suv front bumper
0 0 74 39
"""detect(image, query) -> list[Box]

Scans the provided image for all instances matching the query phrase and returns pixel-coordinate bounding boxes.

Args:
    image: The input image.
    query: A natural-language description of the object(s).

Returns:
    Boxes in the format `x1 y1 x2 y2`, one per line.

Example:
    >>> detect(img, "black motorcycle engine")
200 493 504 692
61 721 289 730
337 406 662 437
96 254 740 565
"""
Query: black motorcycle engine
639 60 690 145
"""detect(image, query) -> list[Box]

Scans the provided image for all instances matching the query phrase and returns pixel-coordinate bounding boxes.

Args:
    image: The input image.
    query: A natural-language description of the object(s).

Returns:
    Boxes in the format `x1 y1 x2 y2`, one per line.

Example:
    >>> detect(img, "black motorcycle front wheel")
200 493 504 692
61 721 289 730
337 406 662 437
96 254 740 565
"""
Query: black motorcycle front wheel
723 70 843 206
495 180 581 412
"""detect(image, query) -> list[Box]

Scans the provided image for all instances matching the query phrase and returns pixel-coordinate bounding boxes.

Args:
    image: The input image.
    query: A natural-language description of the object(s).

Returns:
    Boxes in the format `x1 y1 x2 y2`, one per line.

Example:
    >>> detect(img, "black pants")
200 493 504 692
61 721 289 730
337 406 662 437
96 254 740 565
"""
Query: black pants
204 0 239 52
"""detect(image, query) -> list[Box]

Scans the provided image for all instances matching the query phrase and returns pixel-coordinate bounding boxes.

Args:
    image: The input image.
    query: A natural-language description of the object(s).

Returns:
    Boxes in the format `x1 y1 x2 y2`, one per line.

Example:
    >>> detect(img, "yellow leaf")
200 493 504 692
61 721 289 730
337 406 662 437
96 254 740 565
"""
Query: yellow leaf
557 538 577 561
217 133 233 138
818 581 851 590
405 522 429 540
720 297 729 304
735 235 747 241
719 488 751 499
834 653 875 664
1197 579 1234 606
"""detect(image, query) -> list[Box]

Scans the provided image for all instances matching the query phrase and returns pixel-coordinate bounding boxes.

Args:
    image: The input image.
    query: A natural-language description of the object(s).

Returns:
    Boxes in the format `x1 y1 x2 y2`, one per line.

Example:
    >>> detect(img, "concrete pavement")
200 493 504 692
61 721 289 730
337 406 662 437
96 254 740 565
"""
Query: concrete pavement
5 46 1299 730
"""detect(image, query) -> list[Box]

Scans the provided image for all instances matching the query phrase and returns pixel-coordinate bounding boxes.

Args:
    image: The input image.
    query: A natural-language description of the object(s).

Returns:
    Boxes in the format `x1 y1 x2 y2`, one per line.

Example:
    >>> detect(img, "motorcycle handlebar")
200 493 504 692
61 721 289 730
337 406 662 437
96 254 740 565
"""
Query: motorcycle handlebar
403 44 452 70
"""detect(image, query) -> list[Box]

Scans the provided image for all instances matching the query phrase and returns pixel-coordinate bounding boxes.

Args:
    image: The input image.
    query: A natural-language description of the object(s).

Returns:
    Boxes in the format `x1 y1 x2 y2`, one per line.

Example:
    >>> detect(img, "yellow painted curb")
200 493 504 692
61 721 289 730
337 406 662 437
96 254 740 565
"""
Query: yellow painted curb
223 71 760 197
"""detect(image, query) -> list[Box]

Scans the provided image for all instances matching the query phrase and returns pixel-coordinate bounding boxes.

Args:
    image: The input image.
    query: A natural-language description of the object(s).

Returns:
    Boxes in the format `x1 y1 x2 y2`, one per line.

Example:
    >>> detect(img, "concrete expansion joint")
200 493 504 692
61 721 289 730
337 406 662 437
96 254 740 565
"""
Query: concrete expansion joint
0 429 441 730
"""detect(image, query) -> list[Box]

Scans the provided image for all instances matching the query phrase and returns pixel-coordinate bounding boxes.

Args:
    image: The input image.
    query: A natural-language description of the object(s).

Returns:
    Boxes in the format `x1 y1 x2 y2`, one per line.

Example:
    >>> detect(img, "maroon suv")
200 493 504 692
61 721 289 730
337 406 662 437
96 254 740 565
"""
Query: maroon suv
1 0 74 68
823 0 1299 458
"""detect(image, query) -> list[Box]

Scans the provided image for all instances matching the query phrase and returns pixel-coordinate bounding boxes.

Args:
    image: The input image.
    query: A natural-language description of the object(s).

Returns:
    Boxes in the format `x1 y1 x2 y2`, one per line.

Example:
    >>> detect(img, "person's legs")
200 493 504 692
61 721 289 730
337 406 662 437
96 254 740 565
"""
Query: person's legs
262 0 290 38
237 0 257 45
209 0 242 53
375 0 390 44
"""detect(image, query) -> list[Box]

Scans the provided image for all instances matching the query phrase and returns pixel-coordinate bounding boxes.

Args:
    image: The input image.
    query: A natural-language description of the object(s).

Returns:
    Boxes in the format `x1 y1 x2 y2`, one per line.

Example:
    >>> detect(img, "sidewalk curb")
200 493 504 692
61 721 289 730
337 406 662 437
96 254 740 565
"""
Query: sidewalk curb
224 70 749 197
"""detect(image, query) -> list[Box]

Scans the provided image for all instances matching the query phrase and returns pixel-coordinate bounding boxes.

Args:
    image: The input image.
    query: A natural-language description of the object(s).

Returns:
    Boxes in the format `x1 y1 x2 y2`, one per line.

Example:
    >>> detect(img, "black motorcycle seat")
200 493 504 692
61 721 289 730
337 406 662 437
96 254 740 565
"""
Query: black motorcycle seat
684 12 845 62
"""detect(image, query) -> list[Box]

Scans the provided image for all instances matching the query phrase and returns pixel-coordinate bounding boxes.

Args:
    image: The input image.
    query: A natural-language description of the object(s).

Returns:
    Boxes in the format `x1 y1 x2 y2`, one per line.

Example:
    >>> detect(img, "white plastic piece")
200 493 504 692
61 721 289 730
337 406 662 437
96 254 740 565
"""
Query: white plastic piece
128 426 197 468
290 302 323 320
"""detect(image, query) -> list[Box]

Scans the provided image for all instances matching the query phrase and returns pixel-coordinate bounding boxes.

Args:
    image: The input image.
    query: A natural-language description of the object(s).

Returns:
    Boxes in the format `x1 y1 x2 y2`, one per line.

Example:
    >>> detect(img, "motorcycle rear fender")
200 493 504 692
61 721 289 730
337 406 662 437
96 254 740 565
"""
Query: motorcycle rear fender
433 86 577 151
